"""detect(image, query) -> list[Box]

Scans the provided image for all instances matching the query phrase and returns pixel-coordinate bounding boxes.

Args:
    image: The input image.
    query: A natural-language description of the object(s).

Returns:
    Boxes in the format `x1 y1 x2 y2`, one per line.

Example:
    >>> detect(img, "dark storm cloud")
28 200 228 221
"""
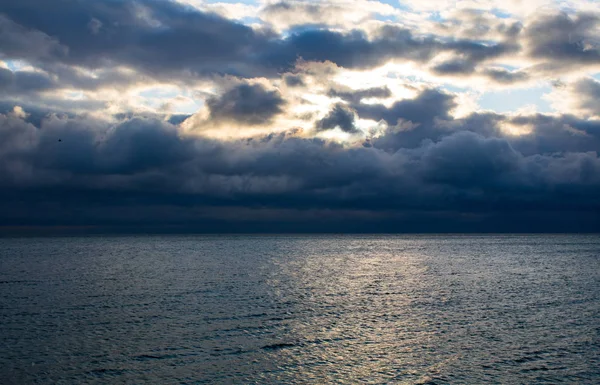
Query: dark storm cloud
432 63 530 83
0 65 146 104
0 14 67 61
431 40 519 76
2 89 596 209
482 68 529 84
207 83 286 125
0 0 273 77
418 131 521 188
3 0 596 92
360 90 600 156
355 88 600 156
525 12 600 69
259 27 436 70
1 1 600 232
507 114 600 155
0 102 73 127
432 59 475 75
81 118 195 175
167 114 193 125
0 0 524 82
355 88 458 149
1 100 599 232
264 26 517 73
0 68 55 94
328 86 392 103
355 89 455 126
315 103 358 133
445 40 518 62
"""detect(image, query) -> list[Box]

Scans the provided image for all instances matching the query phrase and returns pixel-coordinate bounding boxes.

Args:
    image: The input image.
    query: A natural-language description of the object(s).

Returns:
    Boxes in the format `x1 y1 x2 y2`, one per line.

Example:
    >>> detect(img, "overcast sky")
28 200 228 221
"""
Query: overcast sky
0 0 599 232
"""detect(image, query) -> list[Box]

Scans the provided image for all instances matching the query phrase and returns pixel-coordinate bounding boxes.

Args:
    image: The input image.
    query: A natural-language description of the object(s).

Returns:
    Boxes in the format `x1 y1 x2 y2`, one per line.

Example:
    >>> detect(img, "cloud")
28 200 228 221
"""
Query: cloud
507 113 600 155
356 88 458 149
260 0 400 31
419 130 521 187
206 83 286 125
525 12 600 72
445 40 519 63
481 68 529 84
571 77 600 116
0 67 55 94
283 74 305 87
430 39 520 78
357 89 456 125
0 0 524 81
0 102 599 231
328 85 392 103
315 103 358 133
0 0 274 77
0 14 67 62
545 77 600 117
1 0 600 232
432 59 476 75
433 8 523 40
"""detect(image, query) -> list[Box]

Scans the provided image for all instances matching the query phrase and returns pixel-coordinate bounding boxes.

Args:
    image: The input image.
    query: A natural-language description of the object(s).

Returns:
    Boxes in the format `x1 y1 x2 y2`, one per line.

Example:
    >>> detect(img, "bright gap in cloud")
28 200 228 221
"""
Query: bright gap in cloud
478 86 553 113
3 60 30 71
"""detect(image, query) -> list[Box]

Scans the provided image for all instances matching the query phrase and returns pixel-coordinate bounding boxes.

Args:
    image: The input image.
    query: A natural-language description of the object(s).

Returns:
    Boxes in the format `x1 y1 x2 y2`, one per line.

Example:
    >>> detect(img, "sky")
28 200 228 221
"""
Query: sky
0 0 599 233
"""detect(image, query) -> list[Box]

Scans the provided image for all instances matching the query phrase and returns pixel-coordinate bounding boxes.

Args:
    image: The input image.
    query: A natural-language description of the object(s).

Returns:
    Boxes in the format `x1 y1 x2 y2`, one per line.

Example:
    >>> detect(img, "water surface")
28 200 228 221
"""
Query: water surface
1 235 599 383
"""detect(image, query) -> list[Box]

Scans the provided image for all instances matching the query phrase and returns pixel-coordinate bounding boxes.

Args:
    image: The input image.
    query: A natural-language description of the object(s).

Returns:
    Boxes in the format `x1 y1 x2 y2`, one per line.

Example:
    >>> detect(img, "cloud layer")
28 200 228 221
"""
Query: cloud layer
0 0 599 232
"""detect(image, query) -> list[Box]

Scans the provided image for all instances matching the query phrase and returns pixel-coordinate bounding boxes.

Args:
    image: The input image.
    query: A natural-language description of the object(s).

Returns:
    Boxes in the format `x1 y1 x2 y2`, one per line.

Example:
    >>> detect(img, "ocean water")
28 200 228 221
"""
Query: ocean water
1 235 599 384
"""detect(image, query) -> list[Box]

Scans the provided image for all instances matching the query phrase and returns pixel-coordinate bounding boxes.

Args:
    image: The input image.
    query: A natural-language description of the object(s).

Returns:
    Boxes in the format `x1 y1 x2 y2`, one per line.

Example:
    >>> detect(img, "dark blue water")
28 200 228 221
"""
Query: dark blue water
1 235 599 384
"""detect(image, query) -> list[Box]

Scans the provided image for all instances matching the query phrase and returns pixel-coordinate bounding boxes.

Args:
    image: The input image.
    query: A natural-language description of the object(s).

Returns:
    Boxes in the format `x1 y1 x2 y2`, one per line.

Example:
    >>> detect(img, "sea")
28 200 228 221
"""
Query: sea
1 234 599 384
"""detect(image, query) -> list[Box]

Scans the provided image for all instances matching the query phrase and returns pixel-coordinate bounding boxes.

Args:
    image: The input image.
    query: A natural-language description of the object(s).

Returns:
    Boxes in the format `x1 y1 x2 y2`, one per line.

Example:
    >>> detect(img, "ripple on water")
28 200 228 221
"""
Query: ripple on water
0 234 599 383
